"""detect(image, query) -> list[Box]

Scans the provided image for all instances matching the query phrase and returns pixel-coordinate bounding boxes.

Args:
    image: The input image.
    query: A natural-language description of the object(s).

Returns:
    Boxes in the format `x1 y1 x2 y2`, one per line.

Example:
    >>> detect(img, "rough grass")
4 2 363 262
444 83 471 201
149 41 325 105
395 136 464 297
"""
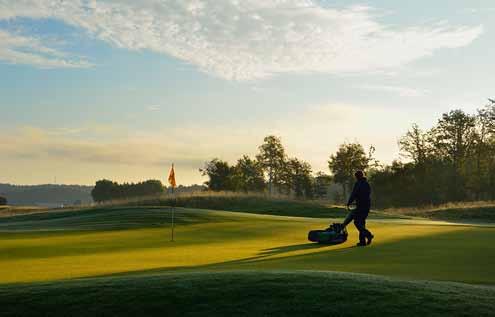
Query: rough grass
133 192 345 217
386 201 495 223
1 271 495 317
0 205 49 217
126 192 402 219
1 207 494 285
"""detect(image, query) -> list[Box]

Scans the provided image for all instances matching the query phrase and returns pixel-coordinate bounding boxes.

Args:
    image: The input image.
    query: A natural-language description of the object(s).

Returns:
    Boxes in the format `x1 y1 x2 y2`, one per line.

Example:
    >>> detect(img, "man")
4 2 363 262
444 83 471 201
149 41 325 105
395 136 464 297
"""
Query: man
341 170 374 246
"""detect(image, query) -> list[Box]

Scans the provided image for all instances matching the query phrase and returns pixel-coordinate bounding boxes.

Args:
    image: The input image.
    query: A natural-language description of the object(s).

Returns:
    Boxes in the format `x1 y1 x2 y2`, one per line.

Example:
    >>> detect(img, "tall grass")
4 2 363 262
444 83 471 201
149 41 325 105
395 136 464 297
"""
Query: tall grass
385 201 495 222
0 205 50 217
385 200 495 213
122 191 344 218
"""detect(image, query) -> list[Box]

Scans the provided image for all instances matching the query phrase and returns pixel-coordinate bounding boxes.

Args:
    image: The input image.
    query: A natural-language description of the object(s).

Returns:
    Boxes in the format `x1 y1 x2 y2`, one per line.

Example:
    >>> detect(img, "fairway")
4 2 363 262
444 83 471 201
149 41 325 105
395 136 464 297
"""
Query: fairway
1 207 494 285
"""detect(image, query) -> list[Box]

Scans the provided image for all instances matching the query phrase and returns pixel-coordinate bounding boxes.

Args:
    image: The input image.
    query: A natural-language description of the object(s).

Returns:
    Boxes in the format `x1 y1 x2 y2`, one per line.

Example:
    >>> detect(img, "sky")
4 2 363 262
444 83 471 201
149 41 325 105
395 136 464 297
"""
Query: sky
0 0 494 186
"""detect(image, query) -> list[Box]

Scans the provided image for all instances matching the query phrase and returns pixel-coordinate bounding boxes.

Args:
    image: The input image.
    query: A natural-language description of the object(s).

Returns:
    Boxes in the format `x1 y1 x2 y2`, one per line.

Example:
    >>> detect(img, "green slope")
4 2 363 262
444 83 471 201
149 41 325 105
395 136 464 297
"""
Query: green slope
131 194 404 219
1 271 494 317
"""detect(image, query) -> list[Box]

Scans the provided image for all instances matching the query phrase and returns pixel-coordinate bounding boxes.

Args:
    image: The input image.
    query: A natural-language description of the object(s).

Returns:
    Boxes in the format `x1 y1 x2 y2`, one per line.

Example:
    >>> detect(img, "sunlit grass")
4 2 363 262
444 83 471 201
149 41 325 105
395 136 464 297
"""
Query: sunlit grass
1 207 494 284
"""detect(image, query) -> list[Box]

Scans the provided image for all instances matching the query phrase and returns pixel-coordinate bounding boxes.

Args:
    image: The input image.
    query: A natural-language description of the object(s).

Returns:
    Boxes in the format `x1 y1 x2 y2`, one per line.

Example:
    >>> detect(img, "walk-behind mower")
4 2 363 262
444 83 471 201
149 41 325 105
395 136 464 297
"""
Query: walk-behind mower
308 223 348 245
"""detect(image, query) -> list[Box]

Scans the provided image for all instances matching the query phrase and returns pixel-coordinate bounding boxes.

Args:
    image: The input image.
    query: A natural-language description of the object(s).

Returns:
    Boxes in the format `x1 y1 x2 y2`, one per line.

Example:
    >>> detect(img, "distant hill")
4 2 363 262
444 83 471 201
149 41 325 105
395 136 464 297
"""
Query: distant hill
0 184 93 206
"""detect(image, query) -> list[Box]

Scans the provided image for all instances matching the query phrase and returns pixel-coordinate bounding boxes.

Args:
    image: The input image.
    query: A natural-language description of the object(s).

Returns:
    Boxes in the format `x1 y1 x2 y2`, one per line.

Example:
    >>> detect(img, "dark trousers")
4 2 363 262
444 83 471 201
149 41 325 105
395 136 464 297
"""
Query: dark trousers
353 213 372 244
342 210 372 243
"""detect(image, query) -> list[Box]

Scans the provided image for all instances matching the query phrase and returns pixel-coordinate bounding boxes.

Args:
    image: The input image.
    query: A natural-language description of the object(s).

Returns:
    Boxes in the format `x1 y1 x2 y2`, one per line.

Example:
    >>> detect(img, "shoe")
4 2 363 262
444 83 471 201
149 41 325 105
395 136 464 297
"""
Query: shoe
367 234 374 245
356 242 367 247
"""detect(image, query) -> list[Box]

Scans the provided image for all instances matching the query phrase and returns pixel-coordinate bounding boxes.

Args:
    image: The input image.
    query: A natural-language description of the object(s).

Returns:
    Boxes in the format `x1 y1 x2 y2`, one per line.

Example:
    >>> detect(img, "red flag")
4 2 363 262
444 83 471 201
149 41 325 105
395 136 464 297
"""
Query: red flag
168 164 176 189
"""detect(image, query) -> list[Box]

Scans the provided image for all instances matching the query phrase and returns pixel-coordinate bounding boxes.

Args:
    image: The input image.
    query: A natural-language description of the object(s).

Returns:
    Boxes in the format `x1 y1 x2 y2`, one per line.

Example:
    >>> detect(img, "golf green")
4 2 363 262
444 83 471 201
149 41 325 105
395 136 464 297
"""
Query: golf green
1 207 494 285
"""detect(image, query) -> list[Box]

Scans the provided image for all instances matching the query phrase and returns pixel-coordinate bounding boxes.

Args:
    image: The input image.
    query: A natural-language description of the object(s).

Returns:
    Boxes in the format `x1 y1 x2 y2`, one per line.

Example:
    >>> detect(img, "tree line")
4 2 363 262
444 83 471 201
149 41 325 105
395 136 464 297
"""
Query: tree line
91 180 206 203
0 183 92 206
201 99 495 207
91 179 164 202
201 136 331 199
372 100 495 207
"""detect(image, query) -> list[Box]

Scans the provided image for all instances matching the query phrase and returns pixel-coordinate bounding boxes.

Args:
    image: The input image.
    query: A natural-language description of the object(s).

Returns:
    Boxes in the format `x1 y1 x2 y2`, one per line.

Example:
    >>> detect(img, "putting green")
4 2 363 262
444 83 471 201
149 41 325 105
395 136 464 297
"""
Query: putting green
1 207 494 284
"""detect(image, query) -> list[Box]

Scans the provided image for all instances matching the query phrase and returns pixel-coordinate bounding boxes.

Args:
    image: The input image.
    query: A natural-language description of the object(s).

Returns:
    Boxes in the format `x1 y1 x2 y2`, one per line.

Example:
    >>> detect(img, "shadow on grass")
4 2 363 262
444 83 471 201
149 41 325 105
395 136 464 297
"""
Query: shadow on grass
227 243 354 264
88 225 495 285
93 242 355 281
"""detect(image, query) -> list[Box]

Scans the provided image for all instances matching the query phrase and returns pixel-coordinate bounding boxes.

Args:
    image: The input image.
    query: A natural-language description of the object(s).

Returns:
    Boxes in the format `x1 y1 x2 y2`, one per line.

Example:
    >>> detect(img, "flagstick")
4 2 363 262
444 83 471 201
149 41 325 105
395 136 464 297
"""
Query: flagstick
171 187 175 242
168 163 177 242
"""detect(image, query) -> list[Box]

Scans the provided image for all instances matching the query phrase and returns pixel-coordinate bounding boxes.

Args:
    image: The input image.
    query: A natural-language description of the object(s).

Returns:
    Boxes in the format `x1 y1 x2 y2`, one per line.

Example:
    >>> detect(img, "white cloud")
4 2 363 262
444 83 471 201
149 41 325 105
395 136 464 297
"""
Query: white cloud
0 0 483 79
359 84 428 97
0 30 91 68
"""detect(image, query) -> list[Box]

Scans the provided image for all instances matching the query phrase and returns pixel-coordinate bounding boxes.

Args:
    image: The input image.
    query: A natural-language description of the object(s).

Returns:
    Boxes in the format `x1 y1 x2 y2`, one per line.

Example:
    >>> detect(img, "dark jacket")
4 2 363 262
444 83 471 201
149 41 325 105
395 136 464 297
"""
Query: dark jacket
347 177 371 213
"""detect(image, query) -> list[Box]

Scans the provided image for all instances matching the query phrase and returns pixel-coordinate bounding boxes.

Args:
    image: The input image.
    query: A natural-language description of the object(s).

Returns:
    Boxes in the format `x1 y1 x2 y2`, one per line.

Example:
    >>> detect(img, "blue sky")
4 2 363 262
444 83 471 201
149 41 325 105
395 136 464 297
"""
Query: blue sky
0 0 494 185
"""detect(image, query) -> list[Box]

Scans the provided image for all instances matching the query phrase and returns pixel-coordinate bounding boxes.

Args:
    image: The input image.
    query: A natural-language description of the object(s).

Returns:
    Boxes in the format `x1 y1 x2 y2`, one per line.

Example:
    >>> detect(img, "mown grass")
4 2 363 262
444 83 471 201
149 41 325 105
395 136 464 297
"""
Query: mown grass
1 206 495 316
1 271 494 317
1 207 494 284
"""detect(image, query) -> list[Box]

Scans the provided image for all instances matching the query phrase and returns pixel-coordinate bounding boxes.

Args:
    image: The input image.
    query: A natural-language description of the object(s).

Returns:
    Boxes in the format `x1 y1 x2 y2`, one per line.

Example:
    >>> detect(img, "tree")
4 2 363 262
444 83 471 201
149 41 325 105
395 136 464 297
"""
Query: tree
138 180 165 197
328 143 370 200
231 155 265 192
256 135 287 195
471 100 495 199
314 172 332 199
431 110 476 200
91 179 117 203
371 101 495 207
399 124 433 164
285 158 314 198
432 110 476 165
200 159 234 191
0 196 7 205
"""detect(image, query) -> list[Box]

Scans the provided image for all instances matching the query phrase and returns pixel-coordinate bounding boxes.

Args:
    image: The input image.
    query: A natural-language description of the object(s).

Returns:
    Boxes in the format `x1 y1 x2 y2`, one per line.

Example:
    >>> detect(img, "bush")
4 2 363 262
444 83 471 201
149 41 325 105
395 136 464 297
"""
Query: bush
0 196 7 205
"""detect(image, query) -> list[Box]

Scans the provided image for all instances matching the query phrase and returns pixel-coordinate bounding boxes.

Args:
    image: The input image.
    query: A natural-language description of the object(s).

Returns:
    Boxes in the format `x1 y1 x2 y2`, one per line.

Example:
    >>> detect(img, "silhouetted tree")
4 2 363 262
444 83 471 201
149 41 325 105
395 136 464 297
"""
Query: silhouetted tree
371 101 495 207
0 184 92 205
431 110 476 200
231 155 265 192
91 180 117 203
399 124 433 165
328 143 370 199
200 159 234 191
286 158 314 198
200 101 495 207
256 135 287 195
314 172 332 199
0 196 7 205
